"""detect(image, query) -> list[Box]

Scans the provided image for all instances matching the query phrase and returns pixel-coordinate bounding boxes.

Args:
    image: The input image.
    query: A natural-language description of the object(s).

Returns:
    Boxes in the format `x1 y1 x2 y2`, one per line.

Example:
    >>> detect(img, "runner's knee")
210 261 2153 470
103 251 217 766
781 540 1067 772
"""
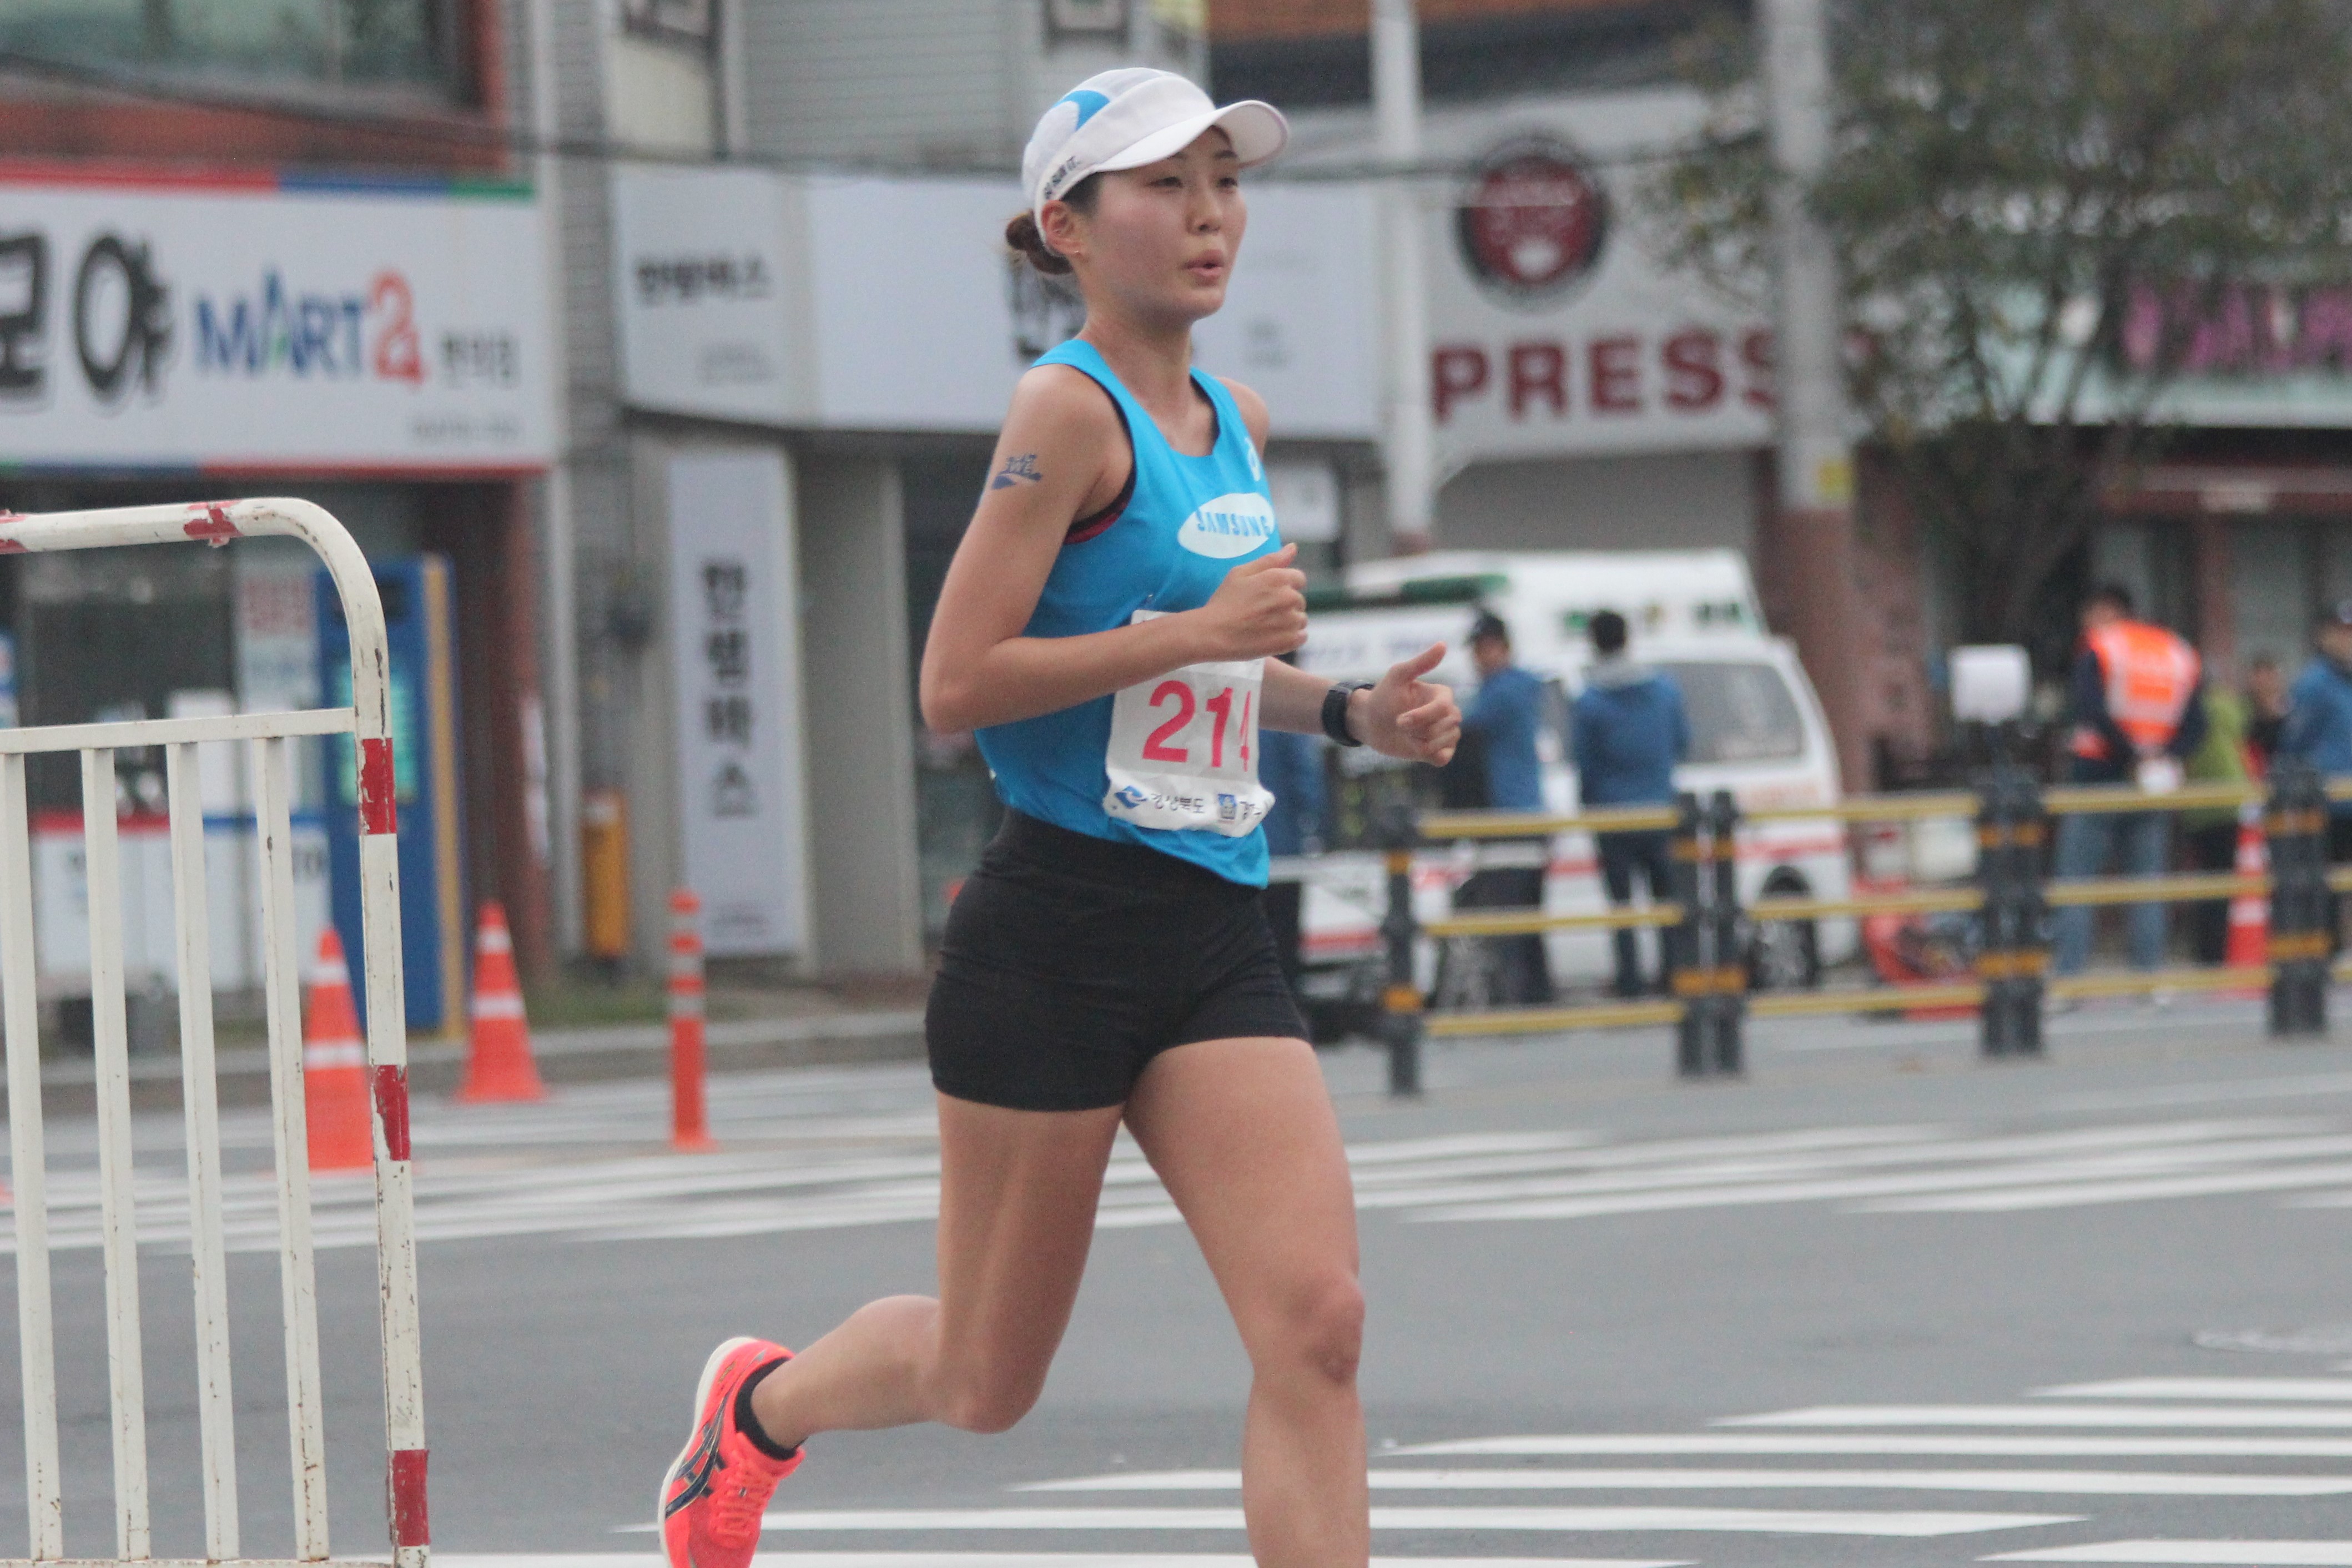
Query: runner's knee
1258 1268 1364 1387
933 1359 1047 1434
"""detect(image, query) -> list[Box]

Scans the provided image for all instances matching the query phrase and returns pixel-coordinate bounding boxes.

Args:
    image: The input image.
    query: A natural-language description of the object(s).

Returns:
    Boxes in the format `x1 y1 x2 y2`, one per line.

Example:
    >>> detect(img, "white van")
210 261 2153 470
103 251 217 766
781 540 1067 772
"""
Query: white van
1290 549 1855 1014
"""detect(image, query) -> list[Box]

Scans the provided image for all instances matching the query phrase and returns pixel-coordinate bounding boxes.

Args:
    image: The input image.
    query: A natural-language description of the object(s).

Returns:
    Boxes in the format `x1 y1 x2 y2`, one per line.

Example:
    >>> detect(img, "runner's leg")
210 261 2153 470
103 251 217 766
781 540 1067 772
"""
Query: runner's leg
749 1093 1124 1445
1124 1035 1368 1568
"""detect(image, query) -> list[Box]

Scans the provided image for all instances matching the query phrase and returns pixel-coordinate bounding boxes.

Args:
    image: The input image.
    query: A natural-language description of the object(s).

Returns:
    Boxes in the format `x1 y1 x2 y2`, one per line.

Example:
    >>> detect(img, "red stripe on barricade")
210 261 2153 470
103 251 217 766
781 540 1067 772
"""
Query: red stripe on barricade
372 1065 412 1162
360 737 399 835
389 1447 430 1546
184 502 242 543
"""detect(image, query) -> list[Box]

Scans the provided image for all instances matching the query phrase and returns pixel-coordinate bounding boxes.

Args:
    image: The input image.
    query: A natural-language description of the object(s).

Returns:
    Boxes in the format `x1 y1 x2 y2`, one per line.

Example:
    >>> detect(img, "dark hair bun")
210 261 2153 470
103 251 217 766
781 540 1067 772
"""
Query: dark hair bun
1005 210 1074 276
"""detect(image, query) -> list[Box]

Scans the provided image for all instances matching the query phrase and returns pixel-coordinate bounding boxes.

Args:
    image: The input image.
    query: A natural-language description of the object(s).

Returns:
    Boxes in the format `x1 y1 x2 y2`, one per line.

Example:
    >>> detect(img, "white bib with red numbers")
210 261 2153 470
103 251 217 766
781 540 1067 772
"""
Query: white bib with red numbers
1102 613 1274 837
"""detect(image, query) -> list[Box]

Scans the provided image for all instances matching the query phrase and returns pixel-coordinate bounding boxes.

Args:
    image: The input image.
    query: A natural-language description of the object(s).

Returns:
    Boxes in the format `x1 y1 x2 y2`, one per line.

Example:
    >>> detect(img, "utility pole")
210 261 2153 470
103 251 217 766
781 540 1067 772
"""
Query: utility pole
1372 0 1434 554
528 0 584 954
1760 0 1872 791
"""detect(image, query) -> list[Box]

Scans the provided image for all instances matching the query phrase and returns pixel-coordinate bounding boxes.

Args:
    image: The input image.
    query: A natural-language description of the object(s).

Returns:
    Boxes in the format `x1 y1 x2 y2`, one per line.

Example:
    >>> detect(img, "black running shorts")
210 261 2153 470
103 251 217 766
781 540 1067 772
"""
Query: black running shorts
926 810 1310 1111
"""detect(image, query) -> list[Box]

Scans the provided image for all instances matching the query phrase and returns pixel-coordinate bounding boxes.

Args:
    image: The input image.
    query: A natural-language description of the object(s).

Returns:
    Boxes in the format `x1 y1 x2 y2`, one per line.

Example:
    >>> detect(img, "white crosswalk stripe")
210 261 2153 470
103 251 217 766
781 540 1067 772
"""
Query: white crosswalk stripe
1016 1466 2352 1496
576 1364 2352 1561
2038 1378 2352 1401
1395 1434 2352 1458
1719 1404 2352 1428
727 1506 2080 1537
447 1558 1686 1568
1986 1546 2352 1564
8 1085 2352 1251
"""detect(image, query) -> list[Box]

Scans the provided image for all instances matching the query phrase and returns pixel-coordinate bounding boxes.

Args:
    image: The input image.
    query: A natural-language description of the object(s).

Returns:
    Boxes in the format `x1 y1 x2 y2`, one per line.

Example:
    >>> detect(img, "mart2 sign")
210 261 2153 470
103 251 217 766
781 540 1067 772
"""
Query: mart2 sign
0 171 551 471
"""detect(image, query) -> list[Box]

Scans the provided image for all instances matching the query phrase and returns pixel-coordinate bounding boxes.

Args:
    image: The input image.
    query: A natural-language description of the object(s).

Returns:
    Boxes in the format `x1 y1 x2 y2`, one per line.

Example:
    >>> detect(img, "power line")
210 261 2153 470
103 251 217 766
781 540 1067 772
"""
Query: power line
0 45 1723 189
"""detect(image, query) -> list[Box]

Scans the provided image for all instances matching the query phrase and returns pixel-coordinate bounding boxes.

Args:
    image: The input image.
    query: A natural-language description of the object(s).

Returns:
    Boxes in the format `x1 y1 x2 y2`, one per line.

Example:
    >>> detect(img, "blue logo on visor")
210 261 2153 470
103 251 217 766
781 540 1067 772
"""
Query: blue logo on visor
1059 88 1111 128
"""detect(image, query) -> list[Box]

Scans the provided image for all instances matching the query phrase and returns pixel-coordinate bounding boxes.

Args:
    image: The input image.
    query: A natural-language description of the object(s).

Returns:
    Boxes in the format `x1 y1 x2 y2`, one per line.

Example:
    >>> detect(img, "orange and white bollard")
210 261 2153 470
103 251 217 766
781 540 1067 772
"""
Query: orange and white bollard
2225 803 2271 993
669 889 716 1152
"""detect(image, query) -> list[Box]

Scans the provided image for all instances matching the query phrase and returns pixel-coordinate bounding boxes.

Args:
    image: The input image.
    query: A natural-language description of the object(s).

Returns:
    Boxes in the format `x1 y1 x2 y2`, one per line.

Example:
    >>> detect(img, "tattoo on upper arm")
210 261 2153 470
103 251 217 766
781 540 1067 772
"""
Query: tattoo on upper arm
990 453 1043 490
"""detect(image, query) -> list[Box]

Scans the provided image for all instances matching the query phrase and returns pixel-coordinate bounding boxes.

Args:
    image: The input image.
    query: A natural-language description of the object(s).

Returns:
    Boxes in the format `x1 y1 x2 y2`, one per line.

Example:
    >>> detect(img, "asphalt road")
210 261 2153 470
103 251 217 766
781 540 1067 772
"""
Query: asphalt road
7 997 2352 1568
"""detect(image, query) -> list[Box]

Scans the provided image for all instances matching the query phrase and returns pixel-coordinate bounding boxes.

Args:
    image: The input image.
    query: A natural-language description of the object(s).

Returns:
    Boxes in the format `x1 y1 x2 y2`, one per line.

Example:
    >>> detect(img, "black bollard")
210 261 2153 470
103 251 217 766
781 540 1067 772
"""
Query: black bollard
1669 791 1707 1077
1976 744 2046 1058
1378 802 1426 1095
1708 789 1746 1075
2268 760 2330 1038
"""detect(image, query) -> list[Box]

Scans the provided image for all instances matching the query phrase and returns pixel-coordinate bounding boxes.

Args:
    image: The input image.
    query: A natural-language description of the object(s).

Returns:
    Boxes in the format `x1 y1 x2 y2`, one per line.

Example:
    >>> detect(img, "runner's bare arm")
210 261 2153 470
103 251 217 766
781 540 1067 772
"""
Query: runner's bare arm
920 367 1310 734
1217 376 1460 763
1261 648 1460 765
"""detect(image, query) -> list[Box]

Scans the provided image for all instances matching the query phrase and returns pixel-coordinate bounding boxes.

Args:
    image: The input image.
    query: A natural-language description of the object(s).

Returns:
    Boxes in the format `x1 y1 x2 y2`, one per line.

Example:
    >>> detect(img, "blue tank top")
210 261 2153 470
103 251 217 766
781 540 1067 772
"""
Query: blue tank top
975 339 1282 886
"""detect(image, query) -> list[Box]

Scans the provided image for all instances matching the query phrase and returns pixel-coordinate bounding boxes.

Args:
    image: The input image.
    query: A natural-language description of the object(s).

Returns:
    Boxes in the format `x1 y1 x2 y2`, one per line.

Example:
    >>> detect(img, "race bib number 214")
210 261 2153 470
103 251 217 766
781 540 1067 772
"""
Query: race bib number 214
1102 613 1275 838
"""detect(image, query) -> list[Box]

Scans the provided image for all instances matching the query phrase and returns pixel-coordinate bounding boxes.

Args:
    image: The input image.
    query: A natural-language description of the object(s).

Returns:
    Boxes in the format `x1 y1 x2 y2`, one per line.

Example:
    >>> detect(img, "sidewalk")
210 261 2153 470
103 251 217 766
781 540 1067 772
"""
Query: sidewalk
30 976 927 1112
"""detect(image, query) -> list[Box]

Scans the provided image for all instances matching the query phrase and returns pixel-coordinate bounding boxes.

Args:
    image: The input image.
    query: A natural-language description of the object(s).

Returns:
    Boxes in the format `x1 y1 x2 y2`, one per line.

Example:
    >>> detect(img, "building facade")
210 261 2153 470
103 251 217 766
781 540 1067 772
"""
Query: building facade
0 0 557 1028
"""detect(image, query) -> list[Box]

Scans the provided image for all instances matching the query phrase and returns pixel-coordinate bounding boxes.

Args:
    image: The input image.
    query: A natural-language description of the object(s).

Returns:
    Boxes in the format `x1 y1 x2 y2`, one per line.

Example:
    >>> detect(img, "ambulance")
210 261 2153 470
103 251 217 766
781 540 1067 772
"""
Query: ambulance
1290 549 1856 1020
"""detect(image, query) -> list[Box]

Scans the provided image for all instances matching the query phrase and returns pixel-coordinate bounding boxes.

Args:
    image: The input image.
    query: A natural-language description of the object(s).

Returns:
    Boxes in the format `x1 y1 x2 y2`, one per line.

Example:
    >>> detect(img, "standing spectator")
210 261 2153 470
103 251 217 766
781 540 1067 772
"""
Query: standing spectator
2180 684 2252 965
2051 583 2208 976
1455 612 1553 1003
2246 653 2290 772
1257 711 1325 995
1570 609 1690 999
2278 601 2352 941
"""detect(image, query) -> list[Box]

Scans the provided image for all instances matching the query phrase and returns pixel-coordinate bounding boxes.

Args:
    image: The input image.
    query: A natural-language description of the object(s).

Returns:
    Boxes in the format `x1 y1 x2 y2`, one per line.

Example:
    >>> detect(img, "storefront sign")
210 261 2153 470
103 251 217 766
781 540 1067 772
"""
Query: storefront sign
2083 281 2352 427
610 166 1379 440
665 448 808 956
611 167 803 427
1423 92 1777 466
1453 135 1611 306
0 169 551 471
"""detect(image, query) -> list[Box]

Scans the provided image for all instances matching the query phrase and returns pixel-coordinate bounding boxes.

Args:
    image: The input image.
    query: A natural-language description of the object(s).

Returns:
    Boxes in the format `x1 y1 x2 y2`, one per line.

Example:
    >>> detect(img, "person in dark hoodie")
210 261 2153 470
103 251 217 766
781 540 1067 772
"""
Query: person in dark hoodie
1571 609 1690 997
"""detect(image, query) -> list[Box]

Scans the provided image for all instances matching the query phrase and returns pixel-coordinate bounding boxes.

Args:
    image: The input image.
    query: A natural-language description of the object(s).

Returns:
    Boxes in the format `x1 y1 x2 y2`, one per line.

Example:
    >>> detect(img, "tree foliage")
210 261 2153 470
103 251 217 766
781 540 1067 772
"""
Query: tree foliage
1654 0 2352 650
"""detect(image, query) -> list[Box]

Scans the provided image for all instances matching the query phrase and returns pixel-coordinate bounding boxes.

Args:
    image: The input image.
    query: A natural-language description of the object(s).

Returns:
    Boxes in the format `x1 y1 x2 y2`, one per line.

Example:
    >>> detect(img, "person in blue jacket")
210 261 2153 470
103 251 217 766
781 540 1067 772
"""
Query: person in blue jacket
1458 611 1555 1002
2279 600 2352 943
1571 609 1690 997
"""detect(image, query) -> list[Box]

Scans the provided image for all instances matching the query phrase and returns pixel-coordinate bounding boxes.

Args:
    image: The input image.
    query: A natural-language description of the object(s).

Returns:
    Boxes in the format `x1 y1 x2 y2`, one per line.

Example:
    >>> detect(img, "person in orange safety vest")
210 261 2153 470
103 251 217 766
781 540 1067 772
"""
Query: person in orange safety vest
2052 582 2209 979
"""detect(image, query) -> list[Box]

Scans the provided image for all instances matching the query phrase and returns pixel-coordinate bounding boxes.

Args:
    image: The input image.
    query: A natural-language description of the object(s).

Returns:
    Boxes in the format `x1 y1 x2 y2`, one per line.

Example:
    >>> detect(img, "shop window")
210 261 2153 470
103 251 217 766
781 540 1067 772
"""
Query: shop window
15 543 234 815
2230 520 2318 677
0 0 469 101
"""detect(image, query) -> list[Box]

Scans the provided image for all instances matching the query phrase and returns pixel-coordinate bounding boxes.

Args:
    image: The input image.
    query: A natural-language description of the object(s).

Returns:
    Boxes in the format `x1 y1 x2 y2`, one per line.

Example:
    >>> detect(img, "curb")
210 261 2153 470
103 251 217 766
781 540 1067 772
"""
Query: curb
29 1009 928 1113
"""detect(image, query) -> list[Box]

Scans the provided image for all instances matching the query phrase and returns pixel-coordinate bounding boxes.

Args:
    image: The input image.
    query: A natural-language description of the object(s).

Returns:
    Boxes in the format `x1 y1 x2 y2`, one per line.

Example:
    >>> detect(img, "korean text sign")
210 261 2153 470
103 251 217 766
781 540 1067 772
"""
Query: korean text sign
0 172 551 470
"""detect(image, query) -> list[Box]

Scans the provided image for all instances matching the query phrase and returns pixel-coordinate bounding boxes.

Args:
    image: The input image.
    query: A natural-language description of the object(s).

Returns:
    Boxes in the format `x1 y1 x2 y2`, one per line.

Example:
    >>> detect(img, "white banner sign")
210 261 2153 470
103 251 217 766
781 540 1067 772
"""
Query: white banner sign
611 166 803 427
666 447 808 956
611 166 1380 440
0 173 551 470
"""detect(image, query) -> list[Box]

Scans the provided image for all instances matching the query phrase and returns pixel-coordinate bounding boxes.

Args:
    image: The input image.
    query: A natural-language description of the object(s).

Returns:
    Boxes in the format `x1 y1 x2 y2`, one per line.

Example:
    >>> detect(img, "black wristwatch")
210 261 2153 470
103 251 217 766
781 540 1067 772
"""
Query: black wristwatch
1322 680 1374 747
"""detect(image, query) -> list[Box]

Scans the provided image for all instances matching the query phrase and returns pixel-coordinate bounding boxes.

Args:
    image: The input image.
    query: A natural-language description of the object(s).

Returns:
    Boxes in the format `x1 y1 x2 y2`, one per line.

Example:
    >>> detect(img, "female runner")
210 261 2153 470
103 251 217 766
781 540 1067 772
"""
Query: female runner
660 67 1460 1568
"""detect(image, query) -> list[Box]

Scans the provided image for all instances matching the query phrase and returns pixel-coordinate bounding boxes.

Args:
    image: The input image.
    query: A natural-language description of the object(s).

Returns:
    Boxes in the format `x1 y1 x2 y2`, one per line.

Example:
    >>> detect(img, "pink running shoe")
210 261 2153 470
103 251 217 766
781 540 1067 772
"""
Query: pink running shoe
659 1337 802 1568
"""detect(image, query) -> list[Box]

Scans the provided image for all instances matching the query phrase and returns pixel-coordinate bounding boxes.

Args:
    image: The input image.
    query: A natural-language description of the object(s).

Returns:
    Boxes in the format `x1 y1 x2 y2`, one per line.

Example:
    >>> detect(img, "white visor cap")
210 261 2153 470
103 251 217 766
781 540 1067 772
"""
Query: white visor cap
1023 68 1288 248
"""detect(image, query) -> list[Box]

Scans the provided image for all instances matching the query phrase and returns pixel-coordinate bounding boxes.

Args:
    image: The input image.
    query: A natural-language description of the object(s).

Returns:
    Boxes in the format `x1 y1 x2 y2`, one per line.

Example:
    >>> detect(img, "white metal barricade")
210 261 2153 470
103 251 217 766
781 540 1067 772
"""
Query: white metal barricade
0 500 426 1568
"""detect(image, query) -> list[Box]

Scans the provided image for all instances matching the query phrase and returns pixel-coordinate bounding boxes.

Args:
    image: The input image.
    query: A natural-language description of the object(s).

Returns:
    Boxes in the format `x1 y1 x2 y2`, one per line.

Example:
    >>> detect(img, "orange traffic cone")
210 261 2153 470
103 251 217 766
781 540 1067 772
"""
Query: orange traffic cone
304 929 374 1171
457 902 546 1103
2225 808 2270 987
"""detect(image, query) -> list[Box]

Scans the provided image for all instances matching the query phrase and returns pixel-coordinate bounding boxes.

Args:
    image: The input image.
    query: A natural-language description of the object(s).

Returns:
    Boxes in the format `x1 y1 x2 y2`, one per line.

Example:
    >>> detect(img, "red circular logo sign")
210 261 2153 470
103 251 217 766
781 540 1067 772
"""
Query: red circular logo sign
1454 138 1609 306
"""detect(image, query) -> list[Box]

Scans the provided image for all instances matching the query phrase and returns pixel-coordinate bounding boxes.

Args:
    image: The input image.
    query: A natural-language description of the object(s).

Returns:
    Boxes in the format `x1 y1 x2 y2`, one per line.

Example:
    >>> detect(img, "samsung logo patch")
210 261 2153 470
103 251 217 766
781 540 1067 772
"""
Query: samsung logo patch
1176 492 1278 559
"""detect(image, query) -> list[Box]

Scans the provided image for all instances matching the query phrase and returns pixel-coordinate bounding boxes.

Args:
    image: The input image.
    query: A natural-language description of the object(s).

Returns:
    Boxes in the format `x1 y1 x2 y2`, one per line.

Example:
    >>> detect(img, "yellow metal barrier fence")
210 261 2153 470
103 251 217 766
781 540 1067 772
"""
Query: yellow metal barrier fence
1359 758 2340 1095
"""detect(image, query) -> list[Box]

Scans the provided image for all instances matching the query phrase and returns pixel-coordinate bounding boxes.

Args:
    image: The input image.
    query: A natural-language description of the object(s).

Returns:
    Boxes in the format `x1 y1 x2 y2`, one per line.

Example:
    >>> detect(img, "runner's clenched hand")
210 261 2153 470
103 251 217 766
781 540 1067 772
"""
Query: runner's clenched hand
1190 544 1308 661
